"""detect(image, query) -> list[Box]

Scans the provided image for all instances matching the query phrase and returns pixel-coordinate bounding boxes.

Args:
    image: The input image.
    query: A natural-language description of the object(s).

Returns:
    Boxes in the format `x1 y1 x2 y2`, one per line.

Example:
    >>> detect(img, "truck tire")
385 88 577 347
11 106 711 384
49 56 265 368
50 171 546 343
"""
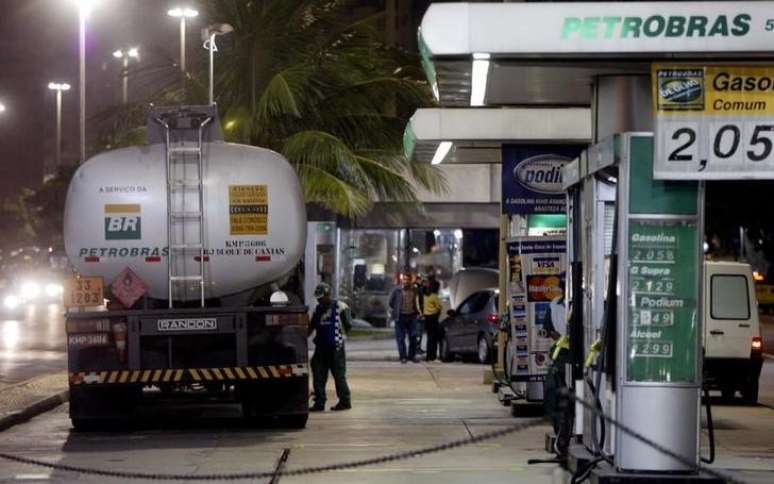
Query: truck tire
741 382 759 405
278 414 308 429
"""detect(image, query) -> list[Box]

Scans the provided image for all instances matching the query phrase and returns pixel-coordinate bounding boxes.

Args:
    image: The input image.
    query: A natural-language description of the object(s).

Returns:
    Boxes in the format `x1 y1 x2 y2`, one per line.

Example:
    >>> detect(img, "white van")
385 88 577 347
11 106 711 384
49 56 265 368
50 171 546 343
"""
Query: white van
703 261 764 403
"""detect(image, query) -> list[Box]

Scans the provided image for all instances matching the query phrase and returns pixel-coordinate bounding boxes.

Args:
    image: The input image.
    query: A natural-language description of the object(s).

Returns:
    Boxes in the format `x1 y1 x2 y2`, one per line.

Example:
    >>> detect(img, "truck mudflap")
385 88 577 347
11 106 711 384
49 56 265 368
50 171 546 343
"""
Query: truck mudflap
69 364 308 386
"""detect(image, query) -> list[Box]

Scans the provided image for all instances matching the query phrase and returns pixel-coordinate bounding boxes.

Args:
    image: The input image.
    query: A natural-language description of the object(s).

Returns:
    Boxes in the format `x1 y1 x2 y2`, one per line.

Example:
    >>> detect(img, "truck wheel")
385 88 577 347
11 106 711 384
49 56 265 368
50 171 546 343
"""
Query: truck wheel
278 414 308 429
721 386 736 402
741 382 759 405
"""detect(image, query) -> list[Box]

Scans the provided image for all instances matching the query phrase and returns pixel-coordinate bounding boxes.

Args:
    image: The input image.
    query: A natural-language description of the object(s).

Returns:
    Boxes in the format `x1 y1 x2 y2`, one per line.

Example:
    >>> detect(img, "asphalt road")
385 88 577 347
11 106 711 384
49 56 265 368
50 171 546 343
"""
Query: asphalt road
0 304 65 386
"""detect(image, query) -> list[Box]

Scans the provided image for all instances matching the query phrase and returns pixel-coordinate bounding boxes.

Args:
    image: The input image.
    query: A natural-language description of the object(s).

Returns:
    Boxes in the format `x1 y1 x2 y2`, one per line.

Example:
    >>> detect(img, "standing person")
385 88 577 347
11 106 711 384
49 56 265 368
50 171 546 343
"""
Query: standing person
388 274 419 363
309 283 352 411
414 275 426 356
423 280 443 362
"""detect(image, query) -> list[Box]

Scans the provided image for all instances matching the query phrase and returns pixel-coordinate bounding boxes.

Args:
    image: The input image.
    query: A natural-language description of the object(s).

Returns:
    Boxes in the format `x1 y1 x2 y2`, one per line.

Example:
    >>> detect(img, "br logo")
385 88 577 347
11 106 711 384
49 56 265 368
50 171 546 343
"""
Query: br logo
104 204 141 240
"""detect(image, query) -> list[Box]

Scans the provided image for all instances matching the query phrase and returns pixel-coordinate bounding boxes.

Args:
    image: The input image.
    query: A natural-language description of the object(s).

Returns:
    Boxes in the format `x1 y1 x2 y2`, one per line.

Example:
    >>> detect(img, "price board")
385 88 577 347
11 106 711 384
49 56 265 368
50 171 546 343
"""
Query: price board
63 276 104 308
653 64 774 180
626 221 697 383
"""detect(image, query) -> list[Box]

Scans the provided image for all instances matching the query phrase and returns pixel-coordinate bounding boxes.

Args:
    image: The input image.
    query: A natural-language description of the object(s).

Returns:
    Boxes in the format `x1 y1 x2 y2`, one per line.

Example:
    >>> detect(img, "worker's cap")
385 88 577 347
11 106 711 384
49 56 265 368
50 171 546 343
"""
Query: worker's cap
314 283 331 298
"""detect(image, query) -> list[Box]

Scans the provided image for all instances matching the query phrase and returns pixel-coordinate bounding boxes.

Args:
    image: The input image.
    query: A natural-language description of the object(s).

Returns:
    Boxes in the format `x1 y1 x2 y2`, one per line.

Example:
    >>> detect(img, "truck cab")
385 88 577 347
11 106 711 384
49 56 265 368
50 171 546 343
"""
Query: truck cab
703 261 763 403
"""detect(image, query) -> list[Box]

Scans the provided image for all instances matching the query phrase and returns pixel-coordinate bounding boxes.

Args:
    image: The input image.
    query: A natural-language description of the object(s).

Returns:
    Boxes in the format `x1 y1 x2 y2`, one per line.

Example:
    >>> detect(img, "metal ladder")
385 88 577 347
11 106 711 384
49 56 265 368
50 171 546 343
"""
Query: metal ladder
154 111 212 308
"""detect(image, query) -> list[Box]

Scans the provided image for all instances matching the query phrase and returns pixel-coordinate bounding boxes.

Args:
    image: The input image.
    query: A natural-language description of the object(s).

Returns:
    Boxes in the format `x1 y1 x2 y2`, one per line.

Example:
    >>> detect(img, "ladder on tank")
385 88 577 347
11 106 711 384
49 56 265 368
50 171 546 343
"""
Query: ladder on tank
153 110 213 308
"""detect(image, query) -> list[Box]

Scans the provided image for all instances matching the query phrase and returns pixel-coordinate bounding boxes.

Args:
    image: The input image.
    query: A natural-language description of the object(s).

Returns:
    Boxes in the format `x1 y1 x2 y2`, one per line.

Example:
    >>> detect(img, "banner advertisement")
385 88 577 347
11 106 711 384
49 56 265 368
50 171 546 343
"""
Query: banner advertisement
653 64 774 179
507 236 567 382
501 145 583 215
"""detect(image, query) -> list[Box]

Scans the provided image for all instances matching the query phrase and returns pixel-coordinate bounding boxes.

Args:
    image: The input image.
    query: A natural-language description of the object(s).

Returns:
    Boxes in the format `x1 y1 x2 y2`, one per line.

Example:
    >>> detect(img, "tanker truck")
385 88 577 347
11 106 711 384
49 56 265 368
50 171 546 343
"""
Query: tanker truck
62 106 309 429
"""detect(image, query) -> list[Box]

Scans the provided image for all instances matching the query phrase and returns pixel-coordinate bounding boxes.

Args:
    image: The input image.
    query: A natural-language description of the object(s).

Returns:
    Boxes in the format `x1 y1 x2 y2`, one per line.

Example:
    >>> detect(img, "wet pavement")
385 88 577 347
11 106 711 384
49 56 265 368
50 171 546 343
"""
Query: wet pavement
0 304 65 386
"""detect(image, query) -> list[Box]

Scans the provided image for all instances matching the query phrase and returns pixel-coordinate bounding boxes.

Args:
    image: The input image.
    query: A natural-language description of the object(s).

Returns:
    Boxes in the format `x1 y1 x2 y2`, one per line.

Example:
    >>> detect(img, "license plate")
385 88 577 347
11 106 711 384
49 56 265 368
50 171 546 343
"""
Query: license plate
68 333 110 347
157 318 217 332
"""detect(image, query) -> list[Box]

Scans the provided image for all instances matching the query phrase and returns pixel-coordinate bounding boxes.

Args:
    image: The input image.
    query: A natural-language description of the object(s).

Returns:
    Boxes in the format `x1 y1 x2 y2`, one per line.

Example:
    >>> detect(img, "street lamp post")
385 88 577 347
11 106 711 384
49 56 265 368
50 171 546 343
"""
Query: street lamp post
203 23 233 105
48 82 72 169
168 7 199 92
112 47 140 104
75 0 98 164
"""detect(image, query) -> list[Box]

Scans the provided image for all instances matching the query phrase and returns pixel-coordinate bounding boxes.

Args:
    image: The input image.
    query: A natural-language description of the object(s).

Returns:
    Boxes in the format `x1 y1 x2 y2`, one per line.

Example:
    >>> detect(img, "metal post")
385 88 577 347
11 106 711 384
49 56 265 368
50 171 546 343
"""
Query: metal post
496 214 509 373
55 89 62 169
209 33 216 105
122 56 129 105
78 10 86 163
180 17 187 91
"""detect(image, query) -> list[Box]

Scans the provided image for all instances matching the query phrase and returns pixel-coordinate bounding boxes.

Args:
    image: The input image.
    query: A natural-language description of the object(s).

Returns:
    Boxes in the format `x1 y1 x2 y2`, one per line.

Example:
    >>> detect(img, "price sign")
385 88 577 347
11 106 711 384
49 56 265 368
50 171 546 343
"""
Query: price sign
63 276 104 308
653 64 774 180
626 221 697 383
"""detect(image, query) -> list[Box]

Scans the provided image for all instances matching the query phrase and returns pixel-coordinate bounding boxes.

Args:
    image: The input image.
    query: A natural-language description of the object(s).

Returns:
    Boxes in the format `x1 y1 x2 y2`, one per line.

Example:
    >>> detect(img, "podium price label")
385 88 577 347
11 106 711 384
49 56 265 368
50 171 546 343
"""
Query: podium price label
626 221 697 383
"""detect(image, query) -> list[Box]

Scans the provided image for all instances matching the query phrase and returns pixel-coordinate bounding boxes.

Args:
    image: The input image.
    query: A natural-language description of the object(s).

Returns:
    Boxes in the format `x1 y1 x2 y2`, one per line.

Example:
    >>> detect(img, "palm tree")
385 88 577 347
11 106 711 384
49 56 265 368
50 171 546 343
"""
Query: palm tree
201 0 444 217
96 0 444 217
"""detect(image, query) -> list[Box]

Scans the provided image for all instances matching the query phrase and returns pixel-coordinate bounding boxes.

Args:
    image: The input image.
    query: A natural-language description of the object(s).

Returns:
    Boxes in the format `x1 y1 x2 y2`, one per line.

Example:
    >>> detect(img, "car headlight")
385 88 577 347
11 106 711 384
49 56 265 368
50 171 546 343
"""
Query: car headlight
20 282 41 300
3 295 19 309
45 283 63 298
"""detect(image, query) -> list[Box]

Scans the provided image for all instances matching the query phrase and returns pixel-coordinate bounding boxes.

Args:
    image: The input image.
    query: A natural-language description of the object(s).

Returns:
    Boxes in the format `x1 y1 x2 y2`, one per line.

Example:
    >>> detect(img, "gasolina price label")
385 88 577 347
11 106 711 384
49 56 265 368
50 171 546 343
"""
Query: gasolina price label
626 221 697 383
653 64 774 179
63 277 104 308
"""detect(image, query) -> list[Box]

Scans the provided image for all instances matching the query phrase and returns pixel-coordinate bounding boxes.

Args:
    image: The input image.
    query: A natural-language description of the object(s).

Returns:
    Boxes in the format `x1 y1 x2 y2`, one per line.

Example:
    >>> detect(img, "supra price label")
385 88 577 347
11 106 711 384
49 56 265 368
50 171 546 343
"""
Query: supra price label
63 277 104 308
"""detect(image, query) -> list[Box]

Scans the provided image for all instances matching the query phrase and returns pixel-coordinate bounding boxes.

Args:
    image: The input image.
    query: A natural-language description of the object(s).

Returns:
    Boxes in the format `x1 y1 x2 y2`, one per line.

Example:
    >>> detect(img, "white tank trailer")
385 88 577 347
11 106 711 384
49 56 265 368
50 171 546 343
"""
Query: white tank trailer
64 142 306 301
63 107 310 429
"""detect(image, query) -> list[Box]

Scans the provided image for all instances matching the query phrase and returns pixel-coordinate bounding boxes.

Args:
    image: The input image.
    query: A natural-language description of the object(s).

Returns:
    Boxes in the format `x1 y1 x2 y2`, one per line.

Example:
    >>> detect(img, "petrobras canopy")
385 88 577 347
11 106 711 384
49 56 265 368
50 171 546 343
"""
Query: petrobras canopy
420 2 774 56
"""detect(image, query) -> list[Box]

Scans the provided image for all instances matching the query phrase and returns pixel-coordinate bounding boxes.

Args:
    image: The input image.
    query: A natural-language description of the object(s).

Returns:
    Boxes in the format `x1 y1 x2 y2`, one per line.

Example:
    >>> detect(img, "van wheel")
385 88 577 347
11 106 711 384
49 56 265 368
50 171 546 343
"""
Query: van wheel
440 336 453 362
741 382 759 405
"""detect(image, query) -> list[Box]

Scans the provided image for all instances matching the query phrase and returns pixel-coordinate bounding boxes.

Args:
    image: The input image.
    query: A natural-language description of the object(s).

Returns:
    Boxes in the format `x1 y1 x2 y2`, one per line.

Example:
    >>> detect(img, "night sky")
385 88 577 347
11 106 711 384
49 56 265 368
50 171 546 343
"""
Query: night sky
0 0 189 199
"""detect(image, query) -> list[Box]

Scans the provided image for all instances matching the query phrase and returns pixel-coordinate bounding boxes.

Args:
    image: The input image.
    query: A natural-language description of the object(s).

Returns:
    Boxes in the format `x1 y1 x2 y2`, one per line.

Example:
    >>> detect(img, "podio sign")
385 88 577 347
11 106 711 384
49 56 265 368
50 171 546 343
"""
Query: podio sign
514 154 568 194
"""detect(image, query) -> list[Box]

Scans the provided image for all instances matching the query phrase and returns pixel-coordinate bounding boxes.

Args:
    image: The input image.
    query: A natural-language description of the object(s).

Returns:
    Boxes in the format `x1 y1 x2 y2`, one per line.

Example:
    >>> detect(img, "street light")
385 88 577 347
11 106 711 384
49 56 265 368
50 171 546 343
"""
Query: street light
203 23 233 105
74 0 100 164
112 47 140 104
48 82 71 170
168 6 198 91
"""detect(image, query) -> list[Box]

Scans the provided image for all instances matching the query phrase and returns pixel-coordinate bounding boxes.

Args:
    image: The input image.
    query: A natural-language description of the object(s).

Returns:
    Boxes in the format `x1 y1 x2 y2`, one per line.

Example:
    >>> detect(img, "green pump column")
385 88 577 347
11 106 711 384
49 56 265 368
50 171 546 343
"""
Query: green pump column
614 133 702 472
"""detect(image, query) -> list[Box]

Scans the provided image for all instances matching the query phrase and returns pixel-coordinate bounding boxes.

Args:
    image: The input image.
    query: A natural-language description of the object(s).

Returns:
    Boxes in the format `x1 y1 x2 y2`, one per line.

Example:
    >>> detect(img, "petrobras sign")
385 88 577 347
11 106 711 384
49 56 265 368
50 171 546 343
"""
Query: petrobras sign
157 318 217 332
502 145 583 215
421 2 774 56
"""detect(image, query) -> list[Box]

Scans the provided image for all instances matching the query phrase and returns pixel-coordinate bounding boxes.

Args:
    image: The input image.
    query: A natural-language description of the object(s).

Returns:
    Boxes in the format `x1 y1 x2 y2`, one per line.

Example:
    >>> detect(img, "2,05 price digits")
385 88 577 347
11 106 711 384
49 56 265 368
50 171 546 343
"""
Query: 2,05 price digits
666 122 774 167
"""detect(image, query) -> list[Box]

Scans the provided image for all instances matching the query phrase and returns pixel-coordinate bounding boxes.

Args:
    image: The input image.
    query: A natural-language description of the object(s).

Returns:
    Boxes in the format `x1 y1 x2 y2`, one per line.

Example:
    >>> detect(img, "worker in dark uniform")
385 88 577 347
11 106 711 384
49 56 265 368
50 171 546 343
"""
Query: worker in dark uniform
309 283 352 411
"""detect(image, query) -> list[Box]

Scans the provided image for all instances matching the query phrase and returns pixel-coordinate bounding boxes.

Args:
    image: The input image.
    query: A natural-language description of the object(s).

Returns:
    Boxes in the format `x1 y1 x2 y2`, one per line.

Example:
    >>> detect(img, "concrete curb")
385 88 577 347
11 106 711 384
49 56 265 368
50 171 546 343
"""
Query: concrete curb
0 390 69 432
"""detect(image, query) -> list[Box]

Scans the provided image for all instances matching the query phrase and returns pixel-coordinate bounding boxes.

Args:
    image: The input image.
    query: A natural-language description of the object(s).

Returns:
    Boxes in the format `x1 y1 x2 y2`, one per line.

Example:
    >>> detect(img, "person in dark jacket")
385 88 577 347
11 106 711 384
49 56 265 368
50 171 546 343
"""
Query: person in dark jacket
309 283 352 411
388 275 420 363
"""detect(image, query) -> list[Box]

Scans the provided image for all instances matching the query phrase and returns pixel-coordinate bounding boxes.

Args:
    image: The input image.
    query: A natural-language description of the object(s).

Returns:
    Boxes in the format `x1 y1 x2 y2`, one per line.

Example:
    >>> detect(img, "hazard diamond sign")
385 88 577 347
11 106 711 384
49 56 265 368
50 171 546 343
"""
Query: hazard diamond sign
111 267 147 308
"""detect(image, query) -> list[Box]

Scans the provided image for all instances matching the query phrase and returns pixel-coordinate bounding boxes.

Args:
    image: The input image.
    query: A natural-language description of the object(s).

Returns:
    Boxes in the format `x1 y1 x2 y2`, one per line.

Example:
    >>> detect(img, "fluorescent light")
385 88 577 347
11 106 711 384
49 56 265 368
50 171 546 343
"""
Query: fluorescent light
48 82 71 91
168 7 198 18
471 53 490 107
431 141 453 165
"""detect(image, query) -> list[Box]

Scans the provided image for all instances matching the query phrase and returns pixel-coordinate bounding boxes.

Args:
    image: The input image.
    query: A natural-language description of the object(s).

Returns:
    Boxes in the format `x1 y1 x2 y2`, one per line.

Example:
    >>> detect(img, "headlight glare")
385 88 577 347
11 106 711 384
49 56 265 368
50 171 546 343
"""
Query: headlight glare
20 282 41 300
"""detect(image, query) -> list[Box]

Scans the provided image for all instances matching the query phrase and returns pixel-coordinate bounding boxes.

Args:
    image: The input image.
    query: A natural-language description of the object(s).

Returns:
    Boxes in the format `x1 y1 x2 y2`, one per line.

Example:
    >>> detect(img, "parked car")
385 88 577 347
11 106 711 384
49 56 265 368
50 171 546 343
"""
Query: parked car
439 288 499 364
